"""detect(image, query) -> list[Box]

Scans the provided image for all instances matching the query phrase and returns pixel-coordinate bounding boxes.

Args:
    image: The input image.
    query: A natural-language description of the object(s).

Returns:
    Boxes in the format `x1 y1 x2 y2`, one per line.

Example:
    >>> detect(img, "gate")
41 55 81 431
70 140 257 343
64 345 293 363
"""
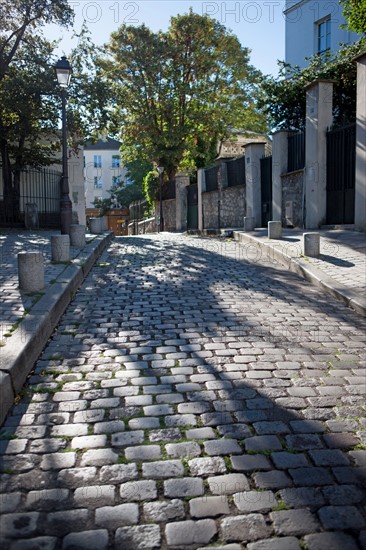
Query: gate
326 124 355 224
260 155 272 226
187 183 198 230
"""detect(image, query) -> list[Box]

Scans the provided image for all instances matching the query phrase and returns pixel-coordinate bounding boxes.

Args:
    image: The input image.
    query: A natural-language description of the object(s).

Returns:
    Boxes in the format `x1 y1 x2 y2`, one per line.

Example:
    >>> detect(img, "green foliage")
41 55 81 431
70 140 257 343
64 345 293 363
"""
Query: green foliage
92 197 112 216
0 7 111 214
110 182 145 209
68 24 113 147
100 10 267 177
125 159 153 187
142 170 159 207
260 37 366 130
340 0 366 34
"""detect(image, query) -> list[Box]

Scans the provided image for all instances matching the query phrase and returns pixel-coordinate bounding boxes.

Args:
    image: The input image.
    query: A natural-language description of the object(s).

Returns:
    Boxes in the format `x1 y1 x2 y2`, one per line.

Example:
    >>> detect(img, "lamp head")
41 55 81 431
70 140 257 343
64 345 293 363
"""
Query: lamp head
54 56 72 88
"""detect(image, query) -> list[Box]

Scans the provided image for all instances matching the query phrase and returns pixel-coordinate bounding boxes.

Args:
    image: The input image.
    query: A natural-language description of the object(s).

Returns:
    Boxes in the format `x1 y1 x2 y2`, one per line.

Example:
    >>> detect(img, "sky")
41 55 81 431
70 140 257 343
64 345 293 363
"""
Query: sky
45 0 287 76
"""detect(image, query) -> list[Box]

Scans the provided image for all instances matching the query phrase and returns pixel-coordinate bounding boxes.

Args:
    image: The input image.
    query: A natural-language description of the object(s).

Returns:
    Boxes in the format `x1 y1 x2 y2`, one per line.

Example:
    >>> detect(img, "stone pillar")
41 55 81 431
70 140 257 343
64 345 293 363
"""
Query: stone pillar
70 224 86 248
197 169 205 232
244 142 266 227
175 173 190 231
304 80 335 229
51 235 70 262
354 52 366 231
304 232 320 257
272 130 288 222
18 252 44 292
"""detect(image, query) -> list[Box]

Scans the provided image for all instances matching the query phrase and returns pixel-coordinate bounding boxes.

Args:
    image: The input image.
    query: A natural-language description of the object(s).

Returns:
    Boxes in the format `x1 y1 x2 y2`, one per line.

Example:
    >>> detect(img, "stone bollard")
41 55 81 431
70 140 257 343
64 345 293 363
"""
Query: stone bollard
304 232 320 257
51 235 70 262
18 252 44 292
244 216 255 231
70 224 86 248
101 216 108 231
89 217 102 234
268 221 282 239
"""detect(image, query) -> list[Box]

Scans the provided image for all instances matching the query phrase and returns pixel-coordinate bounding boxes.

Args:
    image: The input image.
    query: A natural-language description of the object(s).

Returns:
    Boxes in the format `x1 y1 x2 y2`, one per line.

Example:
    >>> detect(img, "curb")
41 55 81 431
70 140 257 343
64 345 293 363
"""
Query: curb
233 231 366 317
0 231 113 425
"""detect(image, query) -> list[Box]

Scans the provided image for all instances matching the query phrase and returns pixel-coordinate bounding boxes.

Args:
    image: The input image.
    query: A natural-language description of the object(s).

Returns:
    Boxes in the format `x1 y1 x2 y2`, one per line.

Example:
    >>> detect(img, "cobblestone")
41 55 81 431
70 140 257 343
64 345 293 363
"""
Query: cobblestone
270 509 320 536
1 232 365 549
220 514 272 542
115 525 161 549
165 519 217 546
62 529 109 550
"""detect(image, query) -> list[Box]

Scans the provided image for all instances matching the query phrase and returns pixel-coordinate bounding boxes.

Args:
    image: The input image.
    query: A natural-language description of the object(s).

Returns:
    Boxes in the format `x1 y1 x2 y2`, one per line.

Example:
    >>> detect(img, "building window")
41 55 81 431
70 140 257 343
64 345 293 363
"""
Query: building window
112 155 120 168
317 18 331 54
94 155 102 168
94 176 102 189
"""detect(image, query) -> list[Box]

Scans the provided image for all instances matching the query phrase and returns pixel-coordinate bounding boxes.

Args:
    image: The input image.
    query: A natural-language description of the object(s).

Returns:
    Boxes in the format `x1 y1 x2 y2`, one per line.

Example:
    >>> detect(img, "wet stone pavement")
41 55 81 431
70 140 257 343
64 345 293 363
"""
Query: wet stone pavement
0 233 366 550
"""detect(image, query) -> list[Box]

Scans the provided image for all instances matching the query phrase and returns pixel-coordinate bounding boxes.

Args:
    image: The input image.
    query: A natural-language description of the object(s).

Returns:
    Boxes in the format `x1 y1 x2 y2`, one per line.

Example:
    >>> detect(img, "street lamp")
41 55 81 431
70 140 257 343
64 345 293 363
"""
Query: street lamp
157 166 164 232
54 56 72 235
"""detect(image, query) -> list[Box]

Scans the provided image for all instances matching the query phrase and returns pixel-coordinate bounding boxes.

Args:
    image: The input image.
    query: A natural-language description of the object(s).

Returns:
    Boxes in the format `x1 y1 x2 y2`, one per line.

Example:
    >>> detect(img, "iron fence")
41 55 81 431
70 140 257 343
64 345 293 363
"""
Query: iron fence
287 131 305 173
204 165 219 192
225 156 246 187
0 167 62 227
326 123 356 224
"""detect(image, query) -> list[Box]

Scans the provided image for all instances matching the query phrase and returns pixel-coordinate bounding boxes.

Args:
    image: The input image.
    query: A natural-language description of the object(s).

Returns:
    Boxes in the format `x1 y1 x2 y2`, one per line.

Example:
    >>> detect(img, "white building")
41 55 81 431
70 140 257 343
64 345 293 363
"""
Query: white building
285 0 360 69
84 137 128 208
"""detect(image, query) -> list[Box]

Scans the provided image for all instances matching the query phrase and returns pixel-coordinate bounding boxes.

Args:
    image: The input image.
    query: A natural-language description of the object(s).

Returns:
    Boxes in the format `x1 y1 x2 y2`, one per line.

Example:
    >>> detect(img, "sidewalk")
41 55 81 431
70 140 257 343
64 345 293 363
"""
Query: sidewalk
233 228 366 316
0 229 113 424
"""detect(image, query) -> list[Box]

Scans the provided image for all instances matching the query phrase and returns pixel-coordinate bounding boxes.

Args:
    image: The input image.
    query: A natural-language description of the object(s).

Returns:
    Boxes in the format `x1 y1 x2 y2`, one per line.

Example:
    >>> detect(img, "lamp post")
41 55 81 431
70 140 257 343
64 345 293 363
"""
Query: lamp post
157 166 164 232
54 56 72 235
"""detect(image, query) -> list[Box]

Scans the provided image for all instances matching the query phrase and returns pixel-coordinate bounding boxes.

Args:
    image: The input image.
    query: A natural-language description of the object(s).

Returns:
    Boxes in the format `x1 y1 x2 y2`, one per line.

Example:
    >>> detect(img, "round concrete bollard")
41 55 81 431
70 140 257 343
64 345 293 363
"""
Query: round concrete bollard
89 217 102 234
304 232 320 257
244 216 255 231
51 235 70 262
18 251 44 292
70 224 86 248
101 216 108 231
268 221 282 239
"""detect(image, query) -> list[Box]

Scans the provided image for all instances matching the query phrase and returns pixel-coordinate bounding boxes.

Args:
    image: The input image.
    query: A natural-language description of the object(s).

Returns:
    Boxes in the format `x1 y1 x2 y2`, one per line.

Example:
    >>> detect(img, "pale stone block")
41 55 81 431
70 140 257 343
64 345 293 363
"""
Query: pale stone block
244 217 255 231
51 235 70 262
70 224 86 248
304 233 320 257
18 251 44 292
268 221 282 239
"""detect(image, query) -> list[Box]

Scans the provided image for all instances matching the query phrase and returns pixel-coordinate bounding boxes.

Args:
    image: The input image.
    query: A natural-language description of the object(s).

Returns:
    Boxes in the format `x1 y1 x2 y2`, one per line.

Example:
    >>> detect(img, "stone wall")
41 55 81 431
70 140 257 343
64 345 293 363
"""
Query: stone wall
281 169 304 228
202 185 245 229
202 190 219 229
220 185 246 228
128 217 157 235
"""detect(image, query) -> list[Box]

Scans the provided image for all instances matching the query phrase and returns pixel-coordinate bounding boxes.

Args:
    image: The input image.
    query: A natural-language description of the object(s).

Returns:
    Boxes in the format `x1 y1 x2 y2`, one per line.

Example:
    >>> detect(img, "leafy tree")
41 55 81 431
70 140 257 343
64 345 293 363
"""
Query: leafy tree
125 159 153 188
101 10 267 181
0 0 73 215
0 10 111 219
260 37 366 131
110 182 145 209
340 0 366 34
92 197 112 217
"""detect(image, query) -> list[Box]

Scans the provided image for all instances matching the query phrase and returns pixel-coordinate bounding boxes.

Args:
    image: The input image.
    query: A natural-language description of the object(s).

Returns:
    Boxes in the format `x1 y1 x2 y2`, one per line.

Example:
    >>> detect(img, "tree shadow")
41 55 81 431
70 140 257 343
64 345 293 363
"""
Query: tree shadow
0 234 365 547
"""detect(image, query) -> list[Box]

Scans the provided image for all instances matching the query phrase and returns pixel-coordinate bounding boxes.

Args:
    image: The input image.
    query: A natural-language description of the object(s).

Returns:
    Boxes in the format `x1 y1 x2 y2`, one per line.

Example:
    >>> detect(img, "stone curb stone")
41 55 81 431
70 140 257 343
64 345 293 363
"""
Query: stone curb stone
0 232 113 424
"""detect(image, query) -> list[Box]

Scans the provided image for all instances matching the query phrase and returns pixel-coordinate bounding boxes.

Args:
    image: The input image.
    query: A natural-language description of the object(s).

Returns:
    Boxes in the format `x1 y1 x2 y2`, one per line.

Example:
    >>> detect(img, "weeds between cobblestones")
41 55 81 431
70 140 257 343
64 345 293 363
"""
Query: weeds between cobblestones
0 234 365 548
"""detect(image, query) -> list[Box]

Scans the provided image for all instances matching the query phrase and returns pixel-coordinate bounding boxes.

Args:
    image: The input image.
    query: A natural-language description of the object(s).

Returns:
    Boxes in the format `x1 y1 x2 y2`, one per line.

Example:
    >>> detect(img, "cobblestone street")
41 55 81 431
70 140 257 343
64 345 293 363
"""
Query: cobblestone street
1 233 365 549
